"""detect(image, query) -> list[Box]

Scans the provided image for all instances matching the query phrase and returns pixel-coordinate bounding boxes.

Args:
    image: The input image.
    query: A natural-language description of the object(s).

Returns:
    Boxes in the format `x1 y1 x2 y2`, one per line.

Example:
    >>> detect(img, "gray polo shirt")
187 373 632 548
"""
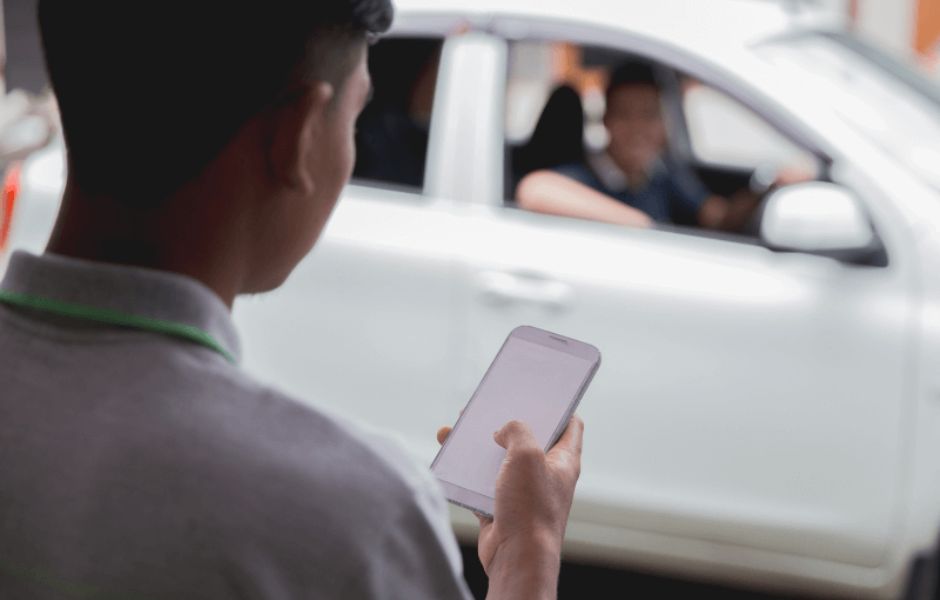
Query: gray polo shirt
0 251 472 600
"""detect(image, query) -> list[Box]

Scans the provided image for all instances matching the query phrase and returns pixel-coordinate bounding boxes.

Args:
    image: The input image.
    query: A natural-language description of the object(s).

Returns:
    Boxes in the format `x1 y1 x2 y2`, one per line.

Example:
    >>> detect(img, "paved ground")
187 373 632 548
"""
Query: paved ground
460 545 802 599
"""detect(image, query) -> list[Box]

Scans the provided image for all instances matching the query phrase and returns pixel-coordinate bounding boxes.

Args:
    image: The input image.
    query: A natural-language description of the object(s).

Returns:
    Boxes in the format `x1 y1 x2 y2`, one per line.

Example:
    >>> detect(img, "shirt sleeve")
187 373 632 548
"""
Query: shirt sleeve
551 162 607 195
666 161 711 225
344 429 474 600
342 487 474 600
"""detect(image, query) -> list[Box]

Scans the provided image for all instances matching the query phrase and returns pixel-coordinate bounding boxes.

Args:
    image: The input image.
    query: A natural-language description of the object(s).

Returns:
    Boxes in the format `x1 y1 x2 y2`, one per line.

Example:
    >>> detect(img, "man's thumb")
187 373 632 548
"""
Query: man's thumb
493 420 538 451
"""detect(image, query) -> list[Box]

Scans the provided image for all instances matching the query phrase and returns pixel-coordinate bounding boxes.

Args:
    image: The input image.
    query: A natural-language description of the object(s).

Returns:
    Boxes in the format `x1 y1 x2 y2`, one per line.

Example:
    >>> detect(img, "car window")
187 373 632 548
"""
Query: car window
352 36 443 193
504 41 605 200
504 39 822 239
682 80 817 173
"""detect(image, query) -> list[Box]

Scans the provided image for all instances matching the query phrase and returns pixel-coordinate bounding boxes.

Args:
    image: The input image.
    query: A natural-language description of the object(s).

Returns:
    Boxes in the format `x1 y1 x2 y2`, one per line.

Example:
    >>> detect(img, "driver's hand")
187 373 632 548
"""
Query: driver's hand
773 167 814 188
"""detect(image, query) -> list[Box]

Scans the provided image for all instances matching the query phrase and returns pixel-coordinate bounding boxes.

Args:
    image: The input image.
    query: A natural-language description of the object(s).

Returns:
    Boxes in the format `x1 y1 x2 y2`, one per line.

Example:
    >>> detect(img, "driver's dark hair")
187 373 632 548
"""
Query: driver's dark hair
38 1 393 204
606 60 658 102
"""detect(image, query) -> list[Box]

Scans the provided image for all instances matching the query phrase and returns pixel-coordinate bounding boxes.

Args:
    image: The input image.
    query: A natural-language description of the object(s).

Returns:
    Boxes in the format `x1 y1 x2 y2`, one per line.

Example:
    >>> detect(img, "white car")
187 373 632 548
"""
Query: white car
4 1 940 598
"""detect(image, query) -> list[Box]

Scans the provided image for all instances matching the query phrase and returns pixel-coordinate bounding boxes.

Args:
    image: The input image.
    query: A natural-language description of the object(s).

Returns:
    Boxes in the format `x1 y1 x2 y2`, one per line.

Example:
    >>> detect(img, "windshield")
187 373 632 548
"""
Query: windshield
757 31 940 190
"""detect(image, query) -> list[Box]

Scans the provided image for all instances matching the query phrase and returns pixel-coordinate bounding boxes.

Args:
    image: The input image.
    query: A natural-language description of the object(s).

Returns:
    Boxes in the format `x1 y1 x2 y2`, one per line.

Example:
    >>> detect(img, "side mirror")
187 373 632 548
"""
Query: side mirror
760 182 885 265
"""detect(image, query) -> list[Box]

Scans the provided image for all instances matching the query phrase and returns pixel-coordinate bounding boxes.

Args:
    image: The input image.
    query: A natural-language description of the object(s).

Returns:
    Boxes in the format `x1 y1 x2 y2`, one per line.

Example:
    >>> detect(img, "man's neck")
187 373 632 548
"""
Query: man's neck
46 181 246 309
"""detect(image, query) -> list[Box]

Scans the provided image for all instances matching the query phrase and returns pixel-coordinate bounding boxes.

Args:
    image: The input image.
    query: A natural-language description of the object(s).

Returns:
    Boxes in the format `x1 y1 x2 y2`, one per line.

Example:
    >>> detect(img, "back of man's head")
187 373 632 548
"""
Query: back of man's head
38 1 393 205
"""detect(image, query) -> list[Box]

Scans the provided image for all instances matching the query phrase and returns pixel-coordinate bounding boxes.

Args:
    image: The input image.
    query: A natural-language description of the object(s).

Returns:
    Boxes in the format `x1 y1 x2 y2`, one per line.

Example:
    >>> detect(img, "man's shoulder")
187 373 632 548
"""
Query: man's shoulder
551 159 620 200
186 374 465 591
183 366 429 511
0 326 464 596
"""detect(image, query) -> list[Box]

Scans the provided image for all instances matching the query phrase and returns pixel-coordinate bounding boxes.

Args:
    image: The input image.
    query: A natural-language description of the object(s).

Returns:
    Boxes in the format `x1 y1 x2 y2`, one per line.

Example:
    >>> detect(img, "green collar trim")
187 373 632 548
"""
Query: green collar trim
0 289 236 365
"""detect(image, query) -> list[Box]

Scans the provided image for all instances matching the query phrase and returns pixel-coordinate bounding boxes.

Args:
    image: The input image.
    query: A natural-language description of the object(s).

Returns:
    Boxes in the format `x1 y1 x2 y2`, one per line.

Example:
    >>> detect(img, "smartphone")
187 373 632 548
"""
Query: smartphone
430 325 601 517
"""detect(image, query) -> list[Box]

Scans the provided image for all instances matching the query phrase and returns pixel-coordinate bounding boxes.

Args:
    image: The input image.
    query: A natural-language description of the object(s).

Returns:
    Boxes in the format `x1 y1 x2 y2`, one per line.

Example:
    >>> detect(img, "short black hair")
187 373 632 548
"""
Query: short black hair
38 1 394 203
605 60 659 101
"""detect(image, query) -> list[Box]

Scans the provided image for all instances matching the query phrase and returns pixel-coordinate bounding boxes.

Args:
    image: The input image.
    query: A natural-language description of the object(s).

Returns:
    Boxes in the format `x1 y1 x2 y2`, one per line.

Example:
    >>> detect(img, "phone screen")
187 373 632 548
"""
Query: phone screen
433 333 597 500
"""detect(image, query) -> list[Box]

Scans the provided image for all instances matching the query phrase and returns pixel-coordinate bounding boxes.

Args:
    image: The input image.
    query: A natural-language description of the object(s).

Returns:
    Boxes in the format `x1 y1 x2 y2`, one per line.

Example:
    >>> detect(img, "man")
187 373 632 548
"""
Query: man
0 2 582 599
516 61 796 231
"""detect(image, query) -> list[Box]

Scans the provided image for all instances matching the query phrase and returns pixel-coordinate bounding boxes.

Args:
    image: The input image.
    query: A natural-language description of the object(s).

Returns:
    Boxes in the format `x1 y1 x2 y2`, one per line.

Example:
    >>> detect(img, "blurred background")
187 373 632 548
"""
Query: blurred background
4 0 940 172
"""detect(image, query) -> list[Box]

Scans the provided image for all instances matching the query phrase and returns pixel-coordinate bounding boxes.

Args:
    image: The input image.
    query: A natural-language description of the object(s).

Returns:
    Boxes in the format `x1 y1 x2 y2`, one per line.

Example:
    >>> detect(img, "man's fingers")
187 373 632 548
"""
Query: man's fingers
493 417 583 456
548 415 584 457
546 416 584 480
436 426 452 446
436 408 467 446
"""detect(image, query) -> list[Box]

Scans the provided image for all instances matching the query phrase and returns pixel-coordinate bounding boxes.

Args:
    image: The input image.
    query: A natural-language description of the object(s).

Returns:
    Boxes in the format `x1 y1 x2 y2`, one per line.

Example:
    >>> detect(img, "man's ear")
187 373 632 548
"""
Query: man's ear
267 82 335 195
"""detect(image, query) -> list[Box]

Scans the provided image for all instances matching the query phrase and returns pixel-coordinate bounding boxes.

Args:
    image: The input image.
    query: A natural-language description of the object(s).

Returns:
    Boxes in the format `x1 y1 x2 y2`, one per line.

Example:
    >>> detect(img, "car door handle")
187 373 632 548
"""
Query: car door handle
477 271 573 310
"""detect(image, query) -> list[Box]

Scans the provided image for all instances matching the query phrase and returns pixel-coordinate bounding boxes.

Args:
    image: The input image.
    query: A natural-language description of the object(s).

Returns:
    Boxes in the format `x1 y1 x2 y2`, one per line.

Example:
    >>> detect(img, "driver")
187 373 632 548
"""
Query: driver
516 61 798 231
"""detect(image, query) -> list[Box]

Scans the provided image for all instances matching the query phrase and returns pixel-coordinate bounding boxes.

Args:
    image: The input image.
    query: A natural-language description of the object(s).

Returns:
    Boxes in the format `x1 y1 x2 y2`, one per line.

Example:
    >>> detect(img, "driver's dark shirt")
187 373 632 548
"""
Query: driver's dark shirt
553 158 710 225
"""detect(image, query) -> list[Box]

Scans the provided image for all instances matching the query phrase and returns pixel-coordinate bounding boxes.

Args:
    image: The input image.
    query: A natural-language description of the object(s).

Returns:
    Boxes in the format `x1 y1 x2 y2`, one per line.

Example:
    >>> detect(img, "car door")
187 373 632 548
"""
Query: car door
456 26 911 570
233 32 472 463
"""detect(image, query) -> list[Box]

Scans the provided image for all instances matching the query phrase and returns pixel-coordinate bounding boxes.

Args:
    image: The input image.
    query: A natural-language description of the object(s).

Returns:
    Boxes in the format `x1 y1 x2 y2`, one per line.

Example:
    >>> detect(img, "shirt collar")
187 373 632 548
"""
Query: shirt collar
0 250 241 363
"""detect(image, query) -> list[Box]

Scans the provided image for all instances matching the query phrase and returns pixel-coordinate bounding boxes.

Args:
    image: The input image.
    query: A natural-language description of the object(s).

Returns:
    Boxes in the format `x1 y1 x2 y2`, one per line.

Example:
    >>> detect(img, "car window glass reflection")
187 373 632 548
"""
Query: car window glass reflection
352 37 442 192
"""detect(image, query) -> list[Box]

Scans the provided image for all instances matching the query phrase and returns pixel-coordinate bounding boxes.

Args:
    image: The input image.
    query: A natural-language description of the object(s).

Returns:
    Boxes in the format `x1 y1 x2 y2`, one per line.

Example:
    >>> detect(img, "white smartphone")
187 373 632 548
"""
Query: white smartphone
430 325 601 517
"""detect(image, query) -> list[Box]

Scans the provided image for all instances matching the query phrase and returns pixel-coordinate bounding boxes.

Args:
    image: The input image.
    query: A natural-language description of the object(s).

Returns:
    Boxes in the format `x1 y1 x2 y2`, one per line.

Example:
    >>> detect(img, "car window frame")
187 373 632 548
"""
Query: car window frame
489 16 853 247
349 17 457 200
666 74 822 175
488 16 833 163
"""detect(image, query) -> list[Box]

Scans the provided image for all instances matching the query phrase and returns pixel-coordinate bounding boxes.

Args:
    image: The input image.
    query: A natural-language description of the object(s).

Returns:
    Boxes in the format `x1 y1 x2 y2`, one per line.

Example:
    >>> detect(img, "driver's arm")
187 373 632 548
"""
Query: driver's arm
516 170 654 228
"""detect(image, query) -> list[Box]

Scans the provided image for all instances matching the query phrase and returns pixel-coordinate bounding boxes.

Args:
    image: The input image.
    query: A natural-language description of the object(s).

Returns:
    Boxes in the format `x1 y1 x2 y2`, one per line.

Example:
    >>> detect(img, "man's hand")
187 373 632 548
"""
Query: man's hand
436 416 584 599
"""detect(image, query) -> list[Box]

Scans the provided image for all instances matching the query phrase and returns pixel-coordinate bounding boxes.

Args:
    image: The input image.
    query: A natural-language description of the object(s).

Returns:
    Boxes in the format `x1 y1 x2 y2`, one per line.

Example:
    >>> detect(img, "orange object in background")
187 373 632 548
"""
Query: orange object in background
0 163 22 253
848 0 860 28
916 0 940 56
553 43 605 97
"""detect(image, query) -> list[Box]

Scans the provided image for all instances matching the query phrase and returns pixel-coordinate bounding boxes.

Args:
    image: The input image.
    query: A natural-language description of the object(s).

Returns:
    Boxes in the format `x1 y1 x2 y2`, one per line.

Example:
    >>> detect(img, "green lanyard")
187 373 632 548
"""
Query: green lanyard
0 290 236 364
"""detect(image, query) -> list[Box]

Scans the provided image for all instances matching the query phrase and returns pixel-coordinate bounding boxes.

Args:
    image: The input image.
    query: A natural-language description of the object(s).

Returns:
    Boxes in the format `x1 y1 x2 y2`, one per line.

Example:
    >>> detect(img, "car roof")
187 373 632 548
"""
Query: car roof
390 0 836 50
